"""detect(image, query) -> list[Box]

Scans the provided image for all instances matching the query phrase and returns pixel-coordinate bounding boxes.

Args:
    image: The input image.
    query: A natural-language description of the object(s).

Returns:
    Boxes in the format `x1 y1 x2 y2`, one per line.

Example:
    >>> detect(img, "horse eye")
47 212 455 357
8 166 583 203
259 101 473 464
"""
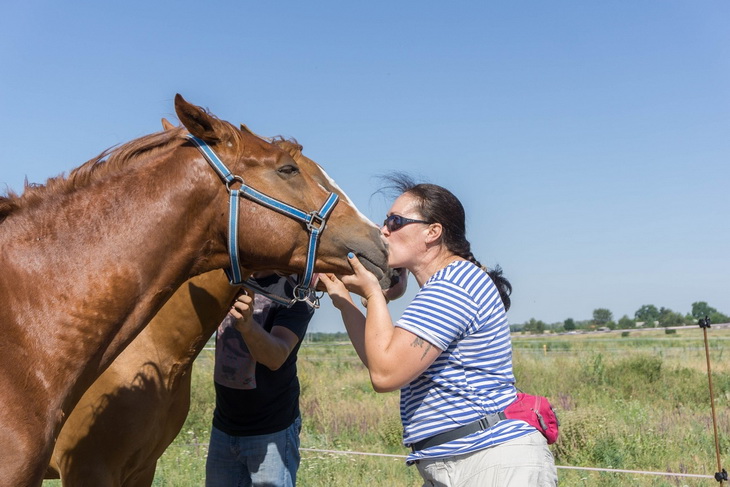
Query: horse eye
277 165 299 176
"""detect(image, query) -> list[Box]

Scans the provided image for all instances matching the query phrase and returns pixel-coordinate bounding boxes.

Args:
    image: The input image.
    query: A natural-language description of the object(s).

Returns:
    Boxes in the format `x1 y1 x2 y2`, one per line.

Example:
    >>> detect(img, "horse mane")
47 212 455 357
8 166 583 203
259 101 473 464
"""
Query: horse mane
68 128 186 189
270 136 303 160
238 123 302 160
0 129 183 223
0 195 19 223
0 111 273 224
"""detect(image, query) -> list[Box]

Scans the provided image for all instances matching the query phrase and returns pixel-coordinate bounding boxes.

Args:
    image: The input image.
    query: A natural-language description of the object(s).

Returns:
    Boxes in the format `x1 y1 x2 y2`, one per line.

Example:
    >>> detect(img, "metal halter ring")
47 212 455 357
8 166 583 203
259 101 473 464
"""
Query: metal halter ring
225 175 245 193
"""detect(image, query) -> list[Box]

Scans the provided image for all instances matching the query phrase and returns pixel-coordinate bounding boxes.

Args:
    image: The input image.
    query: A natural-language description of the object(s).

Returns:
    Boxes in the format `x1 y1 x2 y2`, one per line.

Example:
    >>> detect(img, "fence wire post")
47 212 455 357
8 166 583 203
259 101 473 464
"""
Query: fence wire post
698 316 726 485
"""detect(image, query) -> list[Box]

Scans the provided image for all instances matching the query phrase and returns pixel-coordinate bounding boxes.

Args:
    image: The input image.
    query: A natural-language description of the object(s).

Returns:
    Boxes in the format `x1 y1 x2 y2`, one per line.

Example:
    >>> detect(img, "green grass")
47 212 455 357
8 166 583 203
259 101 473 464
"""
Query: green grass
45 328 730 486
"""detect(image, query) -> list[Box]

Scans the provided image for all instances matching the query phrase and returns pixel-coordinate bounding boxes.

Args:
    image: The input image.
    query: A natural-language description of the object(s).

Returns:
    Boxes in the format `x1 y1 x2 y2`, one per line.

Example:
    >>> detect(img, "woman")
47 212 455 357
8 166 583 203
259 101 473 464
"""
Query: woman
321 175 557 486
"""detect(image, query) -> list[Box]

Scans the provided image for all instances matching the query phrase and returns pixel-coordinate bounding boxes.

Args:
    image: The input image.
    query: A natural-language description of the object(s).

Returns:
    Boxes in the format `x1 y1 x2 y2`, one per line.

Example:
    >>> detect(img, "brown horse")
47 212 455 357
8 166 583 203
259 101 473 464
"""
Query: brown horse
0 95 393 487
46 269 237 486
44 134 406 486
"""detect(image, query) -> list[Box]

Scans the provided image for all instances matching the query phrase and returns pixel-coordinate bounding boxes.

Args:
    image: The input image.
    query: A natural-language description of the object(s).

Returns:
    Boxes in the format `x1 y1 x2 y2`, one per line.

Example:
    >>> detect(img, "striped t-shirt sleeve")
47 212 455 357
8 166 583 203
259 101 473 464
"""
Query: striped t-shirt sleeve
396 279 477 350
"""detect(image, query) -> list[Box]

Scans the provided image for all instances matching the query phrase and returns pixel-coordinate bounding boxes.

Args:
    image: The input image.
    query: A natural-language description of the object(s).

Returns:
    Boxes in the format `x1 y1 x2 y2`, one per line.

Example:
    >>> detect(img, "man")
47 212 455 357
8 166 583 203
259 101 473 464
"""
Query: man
206 273 315 487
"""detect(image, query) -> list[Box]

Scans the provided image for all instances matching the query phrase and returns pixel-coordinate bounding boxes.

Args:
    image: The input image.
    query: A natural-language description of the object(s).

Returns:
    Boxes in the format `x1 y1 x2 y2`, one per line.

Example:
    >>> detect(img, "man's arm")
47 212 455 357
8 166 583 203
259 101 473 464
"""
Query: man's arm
229 290 308 370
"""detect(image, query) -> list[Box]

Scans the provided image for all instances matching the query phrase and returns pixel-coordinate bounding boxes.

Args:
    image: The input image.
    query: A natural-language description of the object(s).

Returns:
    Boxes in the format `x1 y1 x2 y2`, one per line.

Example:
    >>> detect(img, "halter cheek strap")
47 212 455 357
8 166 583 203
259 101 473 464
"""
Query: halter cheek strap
186 134 338 307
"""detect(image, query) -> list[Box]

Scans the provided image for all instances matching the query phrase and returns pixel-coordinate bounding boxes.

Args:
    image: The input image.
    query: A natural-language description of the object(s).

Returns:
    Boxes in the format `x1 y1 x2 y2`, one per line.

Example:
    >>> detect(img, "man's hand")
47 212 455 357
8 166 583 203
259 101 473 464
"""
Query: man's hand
230 289 255 334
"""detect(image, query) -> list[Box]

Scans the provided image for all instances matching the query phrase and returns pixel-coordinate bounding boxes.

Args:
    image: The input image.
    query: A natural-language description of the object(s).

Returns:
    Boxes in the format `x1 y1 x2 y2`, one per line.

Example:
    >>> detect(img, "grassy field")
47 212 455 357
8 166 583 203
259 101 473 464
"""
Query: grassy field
45 326 730 486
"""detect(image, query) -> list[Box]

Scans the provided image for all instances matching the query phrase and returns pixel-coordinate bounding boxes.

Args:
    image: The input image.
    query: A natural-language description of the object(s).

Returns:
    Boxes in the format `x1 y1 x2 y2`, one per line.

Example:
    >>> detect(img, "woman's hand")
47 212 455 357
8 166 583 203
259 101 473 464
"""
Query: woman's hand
321 253 385 309
339 253 383 302
320 273 354 310
229 289 255 334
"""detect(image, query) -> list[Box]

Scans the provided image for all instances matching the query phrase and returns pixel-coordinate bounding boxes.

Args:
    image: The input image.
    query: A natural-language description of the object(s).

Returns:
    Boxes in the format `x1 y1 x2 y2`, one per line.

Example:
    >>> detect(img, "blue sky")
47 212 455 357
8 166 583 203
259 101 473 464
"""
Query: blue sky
2 1 728 332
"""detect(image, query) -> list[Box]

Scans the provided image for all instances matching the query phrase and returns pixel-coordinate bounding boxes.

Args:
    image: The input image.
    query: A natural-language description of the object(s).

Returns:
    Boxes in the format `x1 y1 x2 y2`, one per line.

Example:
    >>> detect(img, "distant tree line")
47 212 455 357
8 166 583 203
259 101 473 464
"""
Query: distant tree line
512 301 730 334
305 331 350 342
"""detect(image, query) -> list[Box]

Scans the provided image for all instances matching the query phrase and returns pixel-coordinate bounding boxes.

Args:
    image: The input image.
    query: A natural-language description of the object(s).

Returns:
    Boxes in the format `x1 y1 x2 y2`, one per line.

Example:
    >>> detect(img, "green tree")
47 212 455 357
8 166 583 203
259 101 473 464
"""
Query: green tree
592 308 613 327
708 311 730 325
635 304 659 326
564 318 576 331
657 307 684 327
523 318 546 334
618 315 636 329
576 320 592 330
689 302 729 324
691 301 717 319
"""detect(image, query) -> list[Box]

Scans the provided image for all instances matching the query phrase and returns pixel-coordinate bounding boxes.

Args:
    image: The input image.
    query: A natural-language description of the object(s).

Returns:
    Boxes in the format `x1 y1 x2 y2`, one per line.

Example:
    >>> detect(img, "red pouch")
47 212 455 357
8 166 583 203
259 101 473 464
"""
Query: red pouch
503 392 560 444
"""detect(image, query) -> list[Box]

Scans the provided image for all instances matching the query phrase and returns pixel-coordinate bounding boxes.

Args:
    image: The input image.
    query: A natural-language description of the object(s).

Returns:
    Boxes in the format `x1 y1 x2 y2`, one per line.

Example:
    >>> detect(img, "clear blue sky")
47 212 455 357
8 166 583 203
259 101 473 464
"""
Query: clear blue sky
2 1 728 332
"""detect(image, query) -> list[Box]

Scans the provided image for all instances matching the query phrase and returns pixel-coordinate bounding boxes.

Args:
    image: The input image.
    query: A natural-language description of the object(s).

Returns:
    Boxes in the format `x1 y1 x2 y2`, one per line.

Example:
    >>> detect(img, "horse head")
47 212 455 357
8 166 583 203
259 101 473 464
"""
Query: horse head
174 94 396 289
266 134 408 298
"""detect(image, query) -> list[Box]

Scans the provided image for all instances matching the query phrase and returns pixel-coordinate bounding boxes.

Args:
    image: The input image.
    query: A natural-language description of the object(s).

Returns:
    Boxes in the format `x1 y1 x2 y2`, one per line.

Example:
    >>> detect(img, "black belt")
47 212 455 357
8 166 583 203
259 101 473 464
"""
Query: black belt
409 411 506 452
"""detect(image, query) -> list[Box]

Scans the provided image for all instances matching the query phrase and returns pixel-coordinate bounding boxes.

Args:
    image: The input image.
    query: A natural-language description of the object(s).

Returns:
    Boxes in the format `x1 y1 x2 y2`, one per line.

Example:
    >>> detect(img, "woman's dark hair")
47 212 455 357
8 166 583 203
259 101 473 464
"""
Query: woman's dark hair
379 172 512 311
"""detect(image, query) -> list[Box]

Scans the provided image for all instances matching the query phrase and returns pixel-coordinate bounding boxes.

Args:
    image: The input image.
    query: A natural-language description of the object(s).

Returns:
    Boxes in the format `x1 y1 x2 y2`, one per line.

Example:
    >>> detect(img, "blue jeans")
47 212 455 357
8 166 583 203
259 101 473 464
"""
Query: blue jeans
206 416 302 487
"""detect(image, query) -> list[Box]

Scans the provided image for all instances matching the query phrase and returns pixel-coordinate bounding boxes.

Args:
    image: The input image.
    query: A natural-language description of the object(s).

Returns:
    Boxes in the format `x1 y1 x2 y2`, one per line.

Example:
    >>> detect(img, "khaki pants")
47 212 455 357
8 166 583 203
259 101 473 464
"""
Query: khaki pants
415 432 558 487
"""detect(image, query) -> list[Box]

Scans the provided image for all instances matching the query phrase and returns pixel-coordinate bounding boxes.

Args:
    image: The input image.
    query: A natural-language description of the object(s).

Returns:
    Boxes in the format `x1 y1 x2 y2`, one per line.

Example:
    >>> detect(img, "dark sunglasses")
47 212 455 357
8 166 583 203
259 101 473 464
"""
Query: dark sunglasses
383 214 431 232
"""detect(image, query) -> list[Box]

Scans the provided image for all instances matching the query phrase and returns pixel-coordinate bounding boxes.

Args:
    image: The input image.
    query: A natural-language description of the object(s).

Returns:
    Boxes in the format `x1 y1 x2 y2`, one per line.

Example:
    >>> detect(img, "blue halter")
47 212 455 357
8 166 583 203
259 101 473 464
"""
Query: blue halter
187 134 339 307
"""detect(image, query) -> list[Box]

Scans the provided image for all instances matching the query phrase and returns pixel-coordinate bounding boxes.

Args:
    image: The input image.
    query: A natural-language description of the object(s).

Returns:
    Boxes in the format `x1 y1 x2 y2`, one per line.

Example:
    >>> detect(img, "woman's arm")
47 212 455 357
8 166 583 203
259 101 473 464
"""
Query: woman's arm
320 273 369 366
358 288 442 392
322 255 442 392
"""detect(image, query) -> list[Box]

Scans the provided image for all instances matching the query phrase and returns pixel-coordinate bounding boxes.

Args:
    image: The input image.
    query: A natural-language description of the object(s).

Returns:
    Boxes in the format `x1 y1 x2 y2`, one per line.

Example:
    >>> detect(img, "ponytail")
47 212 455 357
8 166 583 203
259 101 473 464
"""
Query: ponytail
463 252 512 311
486 264 512 312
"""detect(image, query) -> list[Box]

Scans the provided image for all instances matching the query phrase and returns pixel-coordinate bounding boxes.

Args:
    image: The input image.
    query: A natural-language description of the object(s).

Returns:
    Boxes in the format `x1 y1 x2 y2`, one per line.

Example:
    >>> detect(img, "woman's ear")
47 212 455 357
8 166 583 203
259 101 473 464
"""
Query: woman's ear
424 222 443 244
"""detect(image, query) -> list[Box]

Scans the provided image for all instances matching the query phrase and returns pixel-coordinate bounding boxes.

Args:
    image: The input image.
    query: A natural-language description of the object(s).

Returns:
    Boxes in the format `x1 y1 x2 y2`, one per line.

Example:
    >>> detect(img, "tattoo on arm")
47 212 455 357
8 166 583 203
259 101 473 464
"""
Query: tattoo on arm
410 337 433 361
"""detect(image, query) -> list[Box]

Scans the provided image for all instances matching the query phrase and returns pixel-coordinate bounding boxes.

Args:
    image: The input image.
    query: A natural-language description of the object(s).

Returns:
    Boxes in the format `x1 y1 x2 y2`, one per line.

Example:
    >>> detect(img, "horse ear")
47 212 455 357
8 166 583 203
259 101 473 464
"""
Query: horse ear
174 94 225 143
239 123 266 141
161 118 176 131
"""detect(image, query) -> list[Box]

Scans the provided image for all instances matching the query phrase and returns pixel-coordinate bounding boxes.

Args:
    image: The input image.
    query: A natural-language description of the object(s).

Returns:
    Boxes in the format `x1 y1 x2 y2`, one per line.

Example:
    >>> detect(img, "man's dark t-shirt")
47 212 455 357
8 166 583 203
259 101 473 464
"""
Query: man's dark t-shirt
212 275 314 436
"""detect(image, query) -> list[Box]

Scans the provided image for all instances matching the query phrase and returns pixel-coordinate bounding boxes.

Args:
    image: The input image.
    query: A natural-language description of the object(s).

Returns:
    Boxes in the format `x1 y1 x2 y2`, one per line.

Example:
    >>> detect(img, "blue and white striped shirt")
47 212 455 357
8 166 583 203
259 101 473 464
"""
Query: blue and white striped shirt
396 260 534 463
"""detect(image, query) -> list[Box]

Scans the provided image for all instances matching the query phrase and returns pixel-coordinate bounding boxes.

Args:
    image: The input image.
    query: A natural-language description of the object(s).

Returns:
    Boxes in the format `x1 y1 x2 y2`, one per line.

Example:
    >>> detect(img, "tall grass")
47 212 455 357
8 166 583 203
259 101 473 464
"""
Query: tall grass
511 328 730 486
44 328 730 486
145 345 420 487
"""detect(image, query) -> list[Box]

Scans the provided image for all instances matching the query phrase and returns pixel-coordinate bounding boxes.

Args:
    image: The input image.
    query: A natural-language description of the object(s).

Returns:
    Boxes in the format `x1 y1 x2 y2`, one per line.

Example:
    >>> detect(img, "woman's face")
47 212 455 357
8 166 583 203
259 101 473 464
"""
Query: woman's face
382 192 430 269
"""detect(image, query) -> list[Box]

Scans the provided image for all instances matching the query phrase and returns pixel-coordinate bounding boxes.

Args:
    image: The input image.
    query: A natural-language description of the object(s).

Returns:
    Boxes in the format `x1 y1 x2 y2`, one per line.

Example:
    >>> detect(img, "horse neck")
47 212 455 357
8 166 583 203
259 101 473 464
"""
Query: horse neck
0 148 230 408
105 161 230 345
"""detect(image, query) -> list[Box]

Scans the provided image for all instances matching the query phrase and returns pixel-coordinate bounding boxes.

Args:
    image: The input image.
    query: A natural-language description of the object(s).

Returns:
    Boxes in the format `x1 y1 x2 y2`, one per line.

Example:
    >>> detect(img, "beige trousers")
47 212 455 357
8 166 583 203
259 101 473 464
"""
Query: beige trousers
415 432 558 487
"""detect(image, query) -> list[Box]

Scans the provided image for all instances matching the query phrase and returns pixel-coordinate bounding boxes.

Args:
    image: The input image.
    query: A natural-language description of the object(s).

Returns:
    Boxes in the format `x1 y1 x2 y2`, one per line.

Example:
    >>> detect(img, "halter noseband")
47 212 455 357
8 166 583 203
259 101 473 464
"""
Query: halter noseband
187 134 339 308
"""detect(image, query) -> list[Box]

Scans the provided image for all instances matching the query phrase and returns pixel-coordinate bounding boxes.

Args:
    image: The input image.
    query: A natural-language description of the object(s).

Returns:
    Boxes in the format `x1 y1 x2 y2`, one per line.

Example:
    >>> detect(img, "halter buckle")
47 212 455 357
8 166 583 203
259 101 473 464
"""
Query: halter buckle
306 211 326 232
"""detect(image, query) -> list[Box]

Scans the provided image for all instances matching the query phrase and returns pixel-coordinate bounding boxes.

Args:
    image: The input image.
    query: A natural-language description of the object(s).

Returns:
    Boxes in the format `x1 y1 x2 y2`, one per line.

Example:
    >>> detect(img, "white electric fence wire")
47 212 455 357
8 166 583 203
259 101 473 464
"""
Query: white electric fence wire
300 447 716 479
200 341 726 481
